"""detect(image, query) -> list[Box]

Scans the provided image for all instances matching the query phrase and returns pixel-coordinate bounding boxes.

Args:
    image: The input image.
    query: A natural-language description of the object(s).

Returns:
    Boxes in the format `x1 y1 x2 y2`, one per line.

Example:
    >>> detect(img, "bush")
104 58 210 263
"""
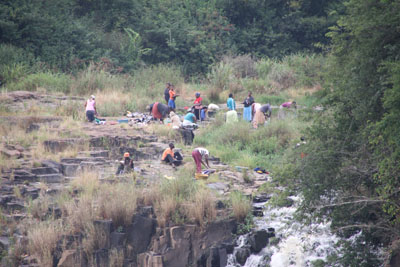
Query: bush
207 61 236 102
223 54 257 78
6 72 71 93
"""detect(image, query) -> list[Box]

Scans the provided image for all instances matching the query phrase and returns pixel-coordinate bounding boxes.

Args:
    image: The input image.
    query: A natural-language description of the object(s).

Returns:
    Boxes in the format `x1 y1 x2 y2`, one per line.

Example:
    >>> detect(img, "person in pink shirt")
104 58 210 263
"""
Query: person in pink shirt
85 95 97 122
280 101 296 109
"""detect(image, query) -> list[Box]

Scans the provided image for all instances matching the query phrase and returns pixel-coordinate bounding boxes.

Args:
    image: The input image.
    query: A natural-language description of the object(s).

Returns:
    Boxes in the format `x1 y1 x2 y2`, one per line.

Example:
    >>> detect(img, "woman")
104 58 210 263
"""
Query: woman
85 95 97 122
193 92 203 120
227 93 236 110
192 147 210 174
242 92 254 121
169 111 182 128
253 103 271 129
168 87 179 111
149 102 170 123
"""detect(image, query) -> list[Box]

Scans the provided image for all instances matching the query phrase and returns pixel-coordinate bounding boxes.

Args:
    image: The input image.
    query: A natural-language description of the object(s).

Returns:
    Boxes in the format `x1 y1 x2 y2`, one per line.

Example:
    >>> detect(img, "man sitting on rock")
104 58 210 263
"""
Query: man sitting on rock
116 152 134 175
162 143 183 167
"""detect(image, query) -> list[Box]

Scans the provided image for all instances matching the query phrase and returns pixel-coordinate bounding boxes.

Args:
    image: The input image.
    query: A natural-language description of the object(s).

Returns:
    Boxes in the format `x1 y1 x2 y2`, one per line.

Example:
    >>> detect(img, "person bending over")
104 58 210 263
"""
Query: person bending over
192 147 210 174
85 95 97 122
149 102 171 123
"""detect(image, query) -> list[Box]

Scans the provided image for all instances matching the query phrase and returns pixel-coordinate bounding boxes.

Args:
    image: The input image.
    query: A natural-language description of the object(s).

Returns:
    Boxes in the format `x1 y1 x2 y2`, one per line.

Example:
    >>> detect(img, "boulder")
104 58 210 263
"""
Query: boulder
37 173 63 183
253 194 271 203
235 247 250 266
61 163 80 177
126 215 156 258
137 252 163 267
111 232 126 248
252 206 264 217
41 160 62 173
30 167 59 175
249 230 269 253
93 220 113 249
90 150 109 158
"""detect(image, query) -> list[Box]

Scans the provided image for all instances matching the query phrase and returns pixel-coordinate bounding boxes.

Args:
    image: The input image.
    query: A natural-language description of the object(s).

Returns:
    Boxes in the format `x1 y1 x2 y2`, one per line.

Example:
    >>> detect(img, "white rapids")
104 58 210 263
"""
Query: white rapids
227 196 339 267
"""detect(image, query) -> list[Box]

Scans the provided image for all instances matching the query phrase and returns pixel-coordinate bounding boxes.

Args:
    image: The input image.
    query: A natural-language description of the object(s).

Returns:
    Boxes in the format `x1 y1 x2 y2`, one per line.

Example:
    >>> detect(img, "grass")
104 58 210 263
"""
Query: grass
229 191 252 222
27 220 62 267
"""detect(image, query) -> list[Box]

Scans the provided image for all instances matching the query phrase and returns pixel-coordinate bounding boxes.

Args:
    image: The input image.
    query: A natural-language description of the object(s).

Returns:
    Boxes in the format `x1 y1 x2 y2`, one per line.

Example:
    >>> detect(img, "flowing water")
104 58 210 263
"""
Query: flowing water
227 196 340 267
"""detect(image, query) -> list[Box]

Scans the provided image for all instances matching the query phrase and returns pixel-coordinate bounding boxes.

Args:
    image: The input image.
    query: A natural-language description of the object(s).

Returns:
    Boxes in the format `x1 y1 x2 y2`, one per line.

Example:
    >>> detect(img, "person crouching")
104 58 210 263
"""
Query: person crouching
162 143 183 167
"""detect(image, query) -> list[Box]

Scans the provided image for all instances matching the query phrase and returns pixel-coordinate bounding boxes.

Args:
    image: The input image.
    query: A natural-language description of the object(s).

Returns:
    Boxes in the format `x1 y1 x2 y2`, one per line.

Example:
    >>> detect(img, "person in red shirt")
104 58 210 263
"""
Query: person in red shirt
193 92 203 120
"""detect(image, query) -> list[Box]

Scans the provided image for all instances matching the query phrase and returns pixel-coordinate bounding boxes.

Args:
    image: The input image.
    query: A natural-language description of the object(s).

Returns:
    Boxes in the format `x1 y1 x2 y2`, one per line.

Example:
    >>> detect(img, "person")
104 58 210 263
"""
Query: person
164 83 171 104
183 110 197 127
85 95 97 122
192 147 210 174
162 143 183 167
253 103 271 129
243 92 254 121
193 92 203 120
226 109 238 124
168 86 179 111
200 107 208 121
278 101 296 119
251 102 261 120
227 93 236 111
207 103 220 117
149 102 170 123
116 152 134 175
169 111 182 128
280 101 296 109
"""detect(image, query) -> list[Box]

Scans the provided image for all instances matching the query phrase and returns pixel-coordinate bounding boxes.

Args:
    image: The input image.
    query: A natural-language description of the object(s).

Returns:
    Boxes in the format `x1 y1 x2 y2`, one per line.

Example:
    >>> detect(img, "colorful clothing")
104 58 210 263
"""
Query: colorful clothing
184 113 196 123
281 102 293 108
162 148 174 161
192 148 209 173
243 106 252 121
85 99 95 111
227 97 236 110
194 97 203 120
252 109 265 129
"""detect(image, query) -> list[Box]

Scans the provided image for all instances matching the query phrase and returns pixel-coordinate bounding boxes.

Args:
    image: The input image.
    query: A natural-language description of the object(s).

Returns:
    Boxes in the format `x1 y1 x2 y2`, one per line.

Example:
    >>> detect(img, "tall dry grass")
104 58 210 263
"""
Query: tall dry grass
185 188 217 226
230 191 252 222
98 183 138 228
27 220 62 267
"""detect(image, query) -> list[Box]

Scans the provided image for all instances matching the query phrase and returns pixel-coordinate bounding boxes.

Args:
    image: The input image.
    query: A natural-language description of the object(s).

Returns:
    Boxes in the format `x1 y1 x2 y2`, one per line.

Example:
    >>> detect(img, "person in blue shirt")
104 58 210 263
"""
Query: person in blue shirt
183 110 197 126
227 93 236 110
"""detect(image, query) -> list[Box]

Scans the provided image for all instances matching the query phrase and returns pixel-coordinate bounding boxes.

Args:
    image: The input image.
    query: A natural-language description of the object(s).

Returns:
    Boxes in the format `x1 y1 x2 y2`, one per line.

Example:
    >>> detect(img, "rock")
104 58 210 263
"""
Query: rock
93 220 113 249
37 173 63 183
208 246 227 267
30 167 59 175
6 91 37 101
235 247 250 265
111 232 126 248
26 123 40 133
215 200 226 210
137 252 163 267
48 204 62 218
126 215 156 258
61 163 80 177
41 160 62 173
90 150 109 158
267 228 275 238
13 169 37 181
178 128 194 145
139 206 154 217
61 158 86 164
252 206 264 217
207 183 229 194
0 236 9 251
93 248 109 267
57 249 79 267
6 201 25 211
222 241 235 254
249 230 269 253
0 148 22 159
253 194 271 203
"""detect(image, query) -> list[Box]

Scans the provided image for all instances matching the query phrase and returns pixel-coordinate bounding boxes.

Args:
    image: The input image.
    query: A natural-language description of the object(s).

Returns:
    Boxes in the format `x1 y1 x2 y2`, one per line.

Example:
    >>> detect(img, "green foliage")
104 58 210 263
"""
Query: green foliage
294 0 400 262
5 72 71 93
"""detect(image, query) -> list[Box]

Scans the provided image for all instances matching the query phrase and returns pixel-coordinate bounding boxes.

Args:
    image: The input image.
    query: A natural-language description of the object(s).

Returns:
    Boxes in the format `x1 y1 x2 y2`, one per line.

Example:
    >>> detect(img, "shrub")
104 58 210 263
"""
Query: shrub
223 54 257 78
64 194 98 234
6 72 71 93
267 62 296 90
71 171 100 196
230 191 251 222
207 61 236 102
27 220 62 266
